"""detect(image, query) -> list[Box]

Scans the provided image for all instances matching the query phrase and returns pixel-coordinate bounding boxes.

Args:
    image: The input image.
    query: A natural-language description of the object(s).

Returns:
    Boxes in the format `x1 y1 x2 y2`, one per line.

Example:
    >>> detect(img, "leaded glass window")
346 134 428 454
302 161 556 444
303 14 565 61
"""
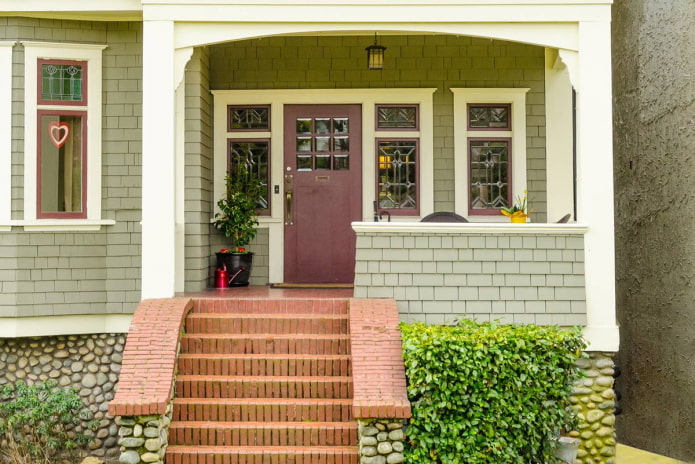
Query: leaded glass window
468 104 511 130
228 106 270 131
377 140 418 212
469 139 510 211
39 59 85 104
228 140 270 211
376 105 418 130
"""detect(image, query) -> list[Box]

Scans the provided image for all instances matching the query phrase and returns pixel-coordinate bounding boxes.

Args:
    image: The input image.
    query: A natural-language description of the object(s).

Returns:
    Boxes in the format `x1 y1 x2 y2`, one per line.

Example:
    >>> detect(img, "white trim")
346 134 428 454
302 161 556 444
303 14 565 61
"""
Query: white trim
175 80 186 293
352 221 588 235
451 88 529 221
0 219 116 231
545 48 575 223
0 314 132 338
0 42 14 226
213 88 436 284
21 42 106 225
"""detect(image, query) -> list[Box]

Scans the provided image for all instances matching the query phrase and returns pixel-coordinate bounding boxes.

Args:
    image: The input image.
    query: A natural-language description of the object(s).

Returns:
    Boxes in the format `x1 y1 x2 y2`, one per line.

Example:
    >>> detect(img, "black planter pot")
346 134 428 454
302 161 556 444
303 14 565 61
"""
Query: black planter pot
215 252 254 287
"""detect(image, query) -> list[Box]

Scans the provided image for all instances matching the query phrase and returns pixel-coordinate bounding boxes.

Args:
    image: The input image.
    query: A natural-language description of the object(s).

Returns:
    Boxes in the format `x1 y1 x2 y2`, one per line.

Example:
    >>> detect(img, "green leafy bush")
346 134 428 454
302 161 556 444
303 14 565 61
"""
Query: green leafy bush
400 320 586 464
0 381 93 464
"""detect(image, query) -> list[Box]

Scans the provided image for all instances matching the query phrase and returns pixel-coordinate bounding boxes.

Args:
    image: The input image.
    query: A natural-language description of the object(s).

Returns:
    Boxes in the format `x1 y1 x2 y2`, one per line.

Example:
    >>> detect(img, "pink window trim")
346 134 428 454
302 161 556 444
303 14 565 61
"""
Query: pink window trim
467 136 512 217
466 103 512 131
36 109 88 219
227 105 271 132
375 137 420 216
227 138 271 216
37 59 88 107
374 104 420 131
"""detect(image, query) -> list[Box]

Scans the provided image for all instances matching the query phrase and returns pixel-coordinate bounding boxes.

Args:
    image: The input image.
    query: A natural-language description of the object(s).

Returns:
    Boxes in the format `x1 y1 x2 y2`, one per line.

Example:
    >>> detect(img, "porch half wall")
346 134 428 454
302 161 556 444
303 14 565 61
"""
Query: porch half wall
353 223 586 326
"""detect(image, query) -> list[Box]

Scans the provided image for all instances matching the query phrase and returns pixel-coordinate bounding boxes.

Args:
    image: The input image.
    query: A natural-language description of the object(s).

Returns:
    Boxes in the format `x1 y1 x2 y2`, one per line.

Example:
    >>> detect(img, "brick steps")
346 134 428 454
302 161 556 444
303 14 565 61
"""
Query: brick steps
164 445 358 464
175 375 353 399
186 313 349 335
169 421 357 446
180 334 350 355
178 354 352 376
168 298 357 464
172 398 354 422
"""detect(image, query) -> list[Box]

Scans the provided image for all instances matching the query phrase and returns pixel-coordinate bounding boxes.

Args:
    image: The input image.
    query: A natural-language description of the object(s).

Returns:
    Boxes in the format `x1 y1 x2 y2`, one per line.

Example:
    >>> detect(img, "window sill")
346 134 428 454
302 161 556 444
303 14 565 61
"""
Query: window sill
0 219 116 232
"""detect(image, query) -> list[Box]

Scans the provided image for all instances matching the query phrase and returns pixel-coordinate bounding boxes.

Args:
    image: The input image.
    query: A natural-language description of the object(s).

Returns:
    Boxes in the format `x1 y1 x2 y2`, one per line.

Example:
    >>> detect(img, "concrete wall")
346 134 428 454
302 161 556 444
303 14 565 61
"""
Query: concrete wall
209 35 549 221
612 0 695 460
0 18 142 317
353 227 586 325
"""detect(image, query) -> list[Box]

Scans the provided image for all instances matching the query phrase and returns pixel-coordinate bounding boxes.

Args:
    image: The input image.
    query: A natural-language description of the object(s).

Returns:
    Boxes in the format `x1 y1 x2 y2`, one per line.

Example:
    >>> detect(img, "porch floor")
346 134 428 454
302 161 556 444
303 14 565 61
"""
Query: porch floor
177 285 354 300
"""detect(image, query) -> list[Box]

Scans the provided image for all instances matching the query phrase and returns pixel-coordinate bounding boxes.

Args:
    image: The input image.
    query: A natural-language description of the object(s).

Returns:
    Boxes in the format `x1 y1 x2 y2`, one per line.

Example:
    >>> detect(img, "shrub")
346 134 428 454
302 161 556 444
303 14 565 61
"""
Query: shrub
0 381 94 464
400 320 586 464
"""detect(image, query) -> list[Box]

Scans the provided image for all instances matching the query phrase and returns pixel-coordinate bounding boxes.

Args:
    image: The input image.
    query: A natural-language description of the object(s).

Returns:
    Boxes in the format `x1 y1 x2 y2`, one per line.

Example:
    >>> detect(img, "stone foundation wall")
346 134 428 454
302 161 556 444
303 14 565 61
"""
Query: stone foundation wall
116 404 172 464
0 334 124 459
358 419 406 464
570 352 617 464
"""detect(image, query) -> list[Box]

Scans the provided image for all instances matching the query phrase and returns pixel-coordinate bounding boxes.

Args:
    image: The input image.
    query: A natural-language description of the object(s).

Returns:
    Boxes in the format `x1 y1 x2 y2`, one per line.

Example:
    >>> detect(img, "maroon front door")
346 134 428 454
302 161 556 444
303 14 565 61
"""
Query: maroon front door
283 104 362 283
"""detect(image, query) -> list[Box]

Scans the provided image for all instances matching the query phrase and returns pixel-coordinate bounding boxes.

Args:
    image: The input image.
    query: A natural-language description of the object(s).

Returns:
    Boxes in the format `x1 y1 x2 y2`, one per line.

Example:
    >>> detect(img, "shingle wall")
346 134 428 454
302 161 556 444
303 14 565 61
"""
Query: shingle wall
209 35 548 220
353 230 586 325
0 18 142 317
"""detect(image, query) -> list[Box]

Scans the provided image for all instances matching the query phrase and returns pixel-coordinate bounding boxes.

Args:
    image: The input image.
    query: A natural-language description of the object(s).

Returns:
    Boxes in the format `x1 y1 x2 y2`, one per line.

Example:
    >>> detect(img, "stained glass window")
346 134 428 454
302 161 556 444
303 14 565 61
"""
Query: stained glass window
469 139 510 211
376 105 418 130
228 140 270 210
377 140 418 211
39 60 85 103
228 106 270 131
468 104 511 129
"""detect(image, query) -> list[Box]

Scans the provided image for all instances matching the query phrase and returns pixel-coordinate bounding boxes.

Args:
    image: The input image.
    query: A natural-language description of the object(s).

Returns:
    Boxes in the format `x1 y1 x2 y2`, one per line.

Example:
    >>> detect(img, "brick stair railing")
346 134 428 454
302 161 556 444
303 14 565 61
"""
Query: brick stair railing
165 298 359 464
109 297 411 464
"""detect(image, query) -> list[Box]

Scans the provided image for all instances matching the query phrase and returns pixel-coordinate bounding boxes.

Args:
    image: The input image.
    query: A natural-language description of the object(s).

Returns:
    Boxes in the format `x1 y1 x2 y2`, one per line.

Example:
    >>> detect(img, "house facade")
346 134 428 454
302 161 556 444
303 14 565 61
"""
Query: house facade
0 0 619 461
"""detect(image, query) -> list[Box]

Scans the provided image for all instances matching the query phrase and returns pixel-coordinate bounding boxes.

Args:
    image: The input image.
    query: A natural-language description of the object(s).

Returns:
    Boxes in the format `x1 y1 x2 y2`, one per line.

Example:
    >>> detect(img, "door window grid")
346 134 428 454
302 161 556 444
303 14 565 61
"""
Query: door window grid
294 117 351 171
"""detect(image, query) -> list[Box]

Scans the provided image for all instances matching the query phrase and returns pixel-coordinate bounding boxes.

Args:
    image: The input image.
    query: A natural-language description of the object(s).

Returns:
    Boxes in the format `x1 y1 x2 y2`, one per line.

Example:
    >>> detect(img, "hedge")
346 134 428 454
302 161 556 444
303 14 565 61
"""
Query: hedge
400 320 586 464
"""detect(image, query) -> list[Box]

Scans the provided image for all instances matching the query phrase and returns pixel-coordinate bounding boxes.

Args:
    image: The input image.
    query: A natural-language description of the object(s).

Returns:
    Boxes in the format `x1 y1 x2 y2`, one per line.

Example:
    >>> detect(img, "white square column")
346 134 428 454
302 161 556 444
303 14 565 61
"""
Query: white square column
575 20 619 351
141 21 177 298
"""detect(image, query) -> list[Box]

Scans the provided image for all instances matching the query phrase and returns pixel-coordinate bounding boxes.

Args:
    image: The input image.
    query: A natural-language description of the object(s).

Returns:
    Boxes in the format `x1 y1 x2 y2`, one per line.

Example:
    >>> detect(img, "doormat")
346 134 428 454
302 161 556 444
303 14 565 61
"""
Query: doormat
269 283 354 289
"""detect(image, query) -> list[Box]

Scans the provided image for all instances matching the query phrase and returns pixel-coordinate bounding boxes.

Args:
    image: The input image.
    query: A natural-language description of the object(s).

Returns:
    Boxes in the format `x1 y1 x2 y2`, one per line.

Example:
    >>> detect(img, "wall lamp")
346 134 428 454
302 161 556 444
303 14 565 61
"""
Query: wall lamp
366 33 386 70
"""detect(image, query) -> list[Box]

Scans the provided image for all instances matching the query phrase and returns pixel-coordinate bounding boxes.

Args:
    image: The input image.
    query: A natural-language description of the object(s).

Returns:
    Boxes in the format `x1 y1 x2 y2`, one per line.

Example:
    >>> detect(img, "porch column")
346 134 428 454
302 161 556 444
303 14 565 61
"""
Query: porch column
141 21 176 298
575 21 619 351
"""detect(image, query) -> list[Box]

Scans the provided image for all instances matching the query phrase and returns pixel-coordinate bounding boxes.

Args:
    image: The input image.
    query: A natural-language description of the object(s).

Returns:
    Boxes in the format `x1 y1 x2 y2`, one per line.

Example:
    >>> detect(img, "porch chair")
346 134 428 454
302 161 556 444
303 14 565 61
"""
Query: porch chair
556 213 572 223
420 211 469 223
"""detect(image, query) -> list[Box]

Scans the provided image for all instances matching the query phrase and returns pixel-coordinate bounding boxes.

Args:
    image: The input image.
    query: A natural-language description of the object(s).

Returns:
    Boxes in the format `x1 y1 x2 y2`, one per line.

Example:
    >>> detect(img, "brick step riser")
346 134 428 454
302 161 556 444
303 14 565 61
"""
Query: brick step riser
175 379 353 400
180 337 350 355
178 357 352 377
186 317 348 335
173 403 354 423
169 427 357 447
164 450 358 464
191 300 349 315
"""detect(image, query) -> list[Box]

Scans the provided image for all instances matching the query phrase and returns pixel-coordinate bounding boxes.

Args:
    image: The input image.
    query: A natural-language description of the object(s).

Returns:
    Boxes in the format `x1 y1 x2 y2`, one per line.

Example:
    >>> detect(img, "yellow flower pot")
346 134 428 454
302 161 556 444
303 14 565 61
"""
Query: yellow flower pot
510 214 527 224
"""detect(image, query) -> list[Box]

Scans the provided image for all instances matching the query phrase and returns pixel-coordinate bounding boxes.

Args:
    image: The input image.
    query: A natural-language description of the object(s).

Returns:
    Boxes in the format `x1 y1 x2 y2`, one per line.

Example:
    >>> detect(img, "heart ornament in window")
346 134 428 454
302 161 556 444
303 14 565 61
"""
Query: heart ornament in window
48 121 70 148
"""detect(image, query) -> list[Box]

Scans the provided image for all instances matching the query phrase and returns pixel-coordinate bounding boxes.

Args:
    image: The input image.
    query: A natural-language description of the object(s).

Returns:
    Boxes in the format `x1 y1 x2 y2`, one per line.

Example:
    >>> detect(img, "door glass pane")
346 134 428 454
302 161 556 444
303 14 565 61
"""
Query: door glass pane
333 118 349 134
316 137 330 152
334 137 349 152
315 118 331 134
296 137 312 152
334 155 349 171
296 118 312 134
39 113 84 214
315 155 331 170
296 155 313 171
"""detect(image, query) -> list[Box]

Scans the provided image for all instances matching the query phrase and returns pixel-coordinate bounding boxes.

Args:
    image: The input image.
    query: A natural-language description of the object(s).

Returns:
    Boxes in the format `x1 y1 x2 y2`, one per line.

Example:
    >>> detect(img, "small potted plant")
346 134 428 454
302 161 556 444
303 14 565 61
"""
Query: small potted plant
500 190 532 223
212 166 263 286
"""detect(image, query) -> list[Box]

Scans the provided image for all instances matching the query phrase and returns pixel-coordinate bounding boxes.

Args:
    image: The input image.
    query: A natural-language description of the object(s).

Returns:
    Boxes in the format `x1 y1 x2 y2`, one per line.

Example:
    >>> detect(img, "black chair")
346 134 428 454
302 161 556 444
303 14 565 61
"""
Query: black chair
420 212 469 223
556 213 571 223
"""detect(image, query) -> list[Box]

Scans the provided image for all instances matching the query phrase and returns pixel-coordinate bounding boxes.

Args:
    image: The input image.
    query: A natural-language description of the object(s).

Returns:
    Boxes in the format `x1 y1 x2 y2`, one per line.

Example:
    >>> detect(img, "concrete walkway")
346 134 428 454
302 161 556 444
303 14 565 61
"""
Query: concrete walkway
617 444 691 464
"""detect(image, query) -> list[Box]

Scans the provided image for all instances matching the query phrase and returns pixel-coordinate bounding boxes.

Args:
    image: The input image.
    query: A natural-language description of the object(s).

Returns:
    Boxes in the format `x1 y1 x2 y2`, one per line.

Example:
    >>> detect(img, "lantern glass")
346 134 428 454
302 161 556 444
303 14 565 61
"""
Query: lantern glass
366 44 386 70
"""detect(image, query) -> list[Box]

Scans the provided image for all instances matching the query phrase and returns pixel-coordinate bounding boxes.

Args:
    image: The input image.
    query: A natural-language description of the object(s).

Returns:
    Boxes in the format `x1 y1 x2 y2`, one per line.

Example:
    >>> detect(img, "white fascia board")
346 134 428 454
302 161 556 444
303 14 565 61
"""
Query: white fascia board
146 2 611 23
352 221 588 235
0 0 142 16
0 314 132 338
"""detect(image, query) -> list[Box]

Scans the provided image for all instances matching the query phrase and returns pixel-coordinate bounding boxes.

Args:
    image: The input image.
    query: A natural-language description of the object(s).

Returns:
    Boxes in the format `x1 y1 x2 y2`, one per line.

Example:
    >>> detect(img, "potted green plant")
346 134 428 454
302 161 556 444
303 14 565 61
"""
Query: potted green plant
212 166 263 287
500 190 533 223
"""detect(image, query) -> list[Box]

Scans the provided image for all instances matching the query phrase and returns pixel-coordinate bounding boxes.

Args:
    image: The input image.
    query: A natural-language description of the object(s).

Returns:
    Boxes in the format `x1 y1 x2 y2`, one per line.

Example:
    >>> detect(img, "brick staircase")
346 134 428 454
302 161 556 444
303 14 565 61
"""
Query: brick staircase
165 298 359 464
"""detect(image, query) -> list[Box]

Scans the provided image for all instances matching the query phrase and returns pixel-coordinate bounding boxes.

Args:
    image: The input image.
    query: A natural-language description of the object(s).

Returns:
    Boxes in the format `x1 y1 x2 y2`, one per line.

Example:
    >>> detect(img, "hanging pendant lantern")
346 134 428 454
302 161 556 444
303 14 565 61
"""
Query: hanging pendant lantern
366 33 386 70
